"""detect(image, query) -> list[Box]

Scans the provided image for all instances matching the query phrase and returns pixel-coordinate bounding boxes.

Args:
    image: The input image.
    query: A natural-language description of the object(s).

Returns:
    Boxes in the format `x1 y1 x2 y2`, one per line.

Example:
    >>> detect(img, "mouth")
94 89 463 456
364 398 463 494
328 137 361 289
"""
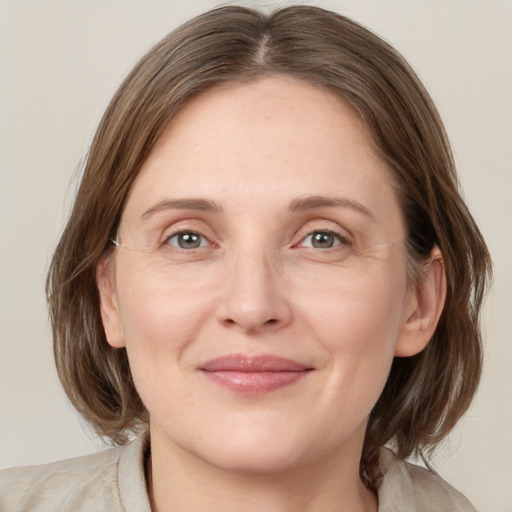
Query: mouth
199 354 314 394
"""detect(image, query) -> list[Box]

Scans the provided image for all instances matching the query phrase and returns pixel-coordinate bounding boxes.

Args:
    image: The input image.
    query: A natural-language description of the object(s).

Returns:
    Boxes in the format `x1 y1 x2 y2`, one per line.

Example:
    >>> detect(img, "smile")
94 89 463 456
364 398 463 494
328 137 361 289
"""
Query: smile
200 354 314 394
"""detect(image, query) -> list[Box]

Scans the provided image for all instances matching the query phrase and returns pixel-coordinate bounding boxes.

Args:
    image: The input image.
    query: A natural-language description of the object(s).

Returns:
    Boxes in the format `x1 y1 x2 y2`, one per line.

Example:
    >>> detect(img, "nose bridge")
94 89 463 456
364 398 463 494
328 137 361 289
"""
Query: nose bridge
217 241 291 333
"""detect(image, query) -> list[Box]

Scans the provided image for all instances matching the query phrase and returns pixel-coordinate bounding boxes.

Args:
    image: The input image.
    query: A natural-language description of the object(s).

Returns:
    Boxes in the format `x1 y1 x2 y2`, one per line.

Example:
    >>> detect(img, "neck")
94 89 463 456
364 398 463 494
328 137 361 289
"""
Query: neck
146 427 378 512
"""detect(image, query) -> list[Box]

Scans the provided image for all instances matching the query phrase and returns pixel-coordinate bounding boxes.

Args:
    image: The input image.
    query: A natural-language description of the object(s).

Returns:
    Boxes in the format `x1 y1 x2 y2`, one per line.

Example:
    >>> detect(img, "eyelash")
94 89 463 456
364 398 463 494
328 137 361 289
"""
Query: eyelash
164 230 213 249
296 230 350 250
162 228 350 251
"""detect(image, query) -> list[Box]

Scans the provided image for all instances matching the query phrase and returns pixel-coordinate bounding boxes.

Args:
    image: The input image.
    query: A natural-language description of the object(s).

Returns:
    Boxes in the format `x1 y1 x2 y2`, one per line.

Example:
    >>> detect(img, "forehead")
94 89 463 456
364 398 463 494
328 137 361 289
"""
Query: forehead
121 76 402 233
152 76 372 173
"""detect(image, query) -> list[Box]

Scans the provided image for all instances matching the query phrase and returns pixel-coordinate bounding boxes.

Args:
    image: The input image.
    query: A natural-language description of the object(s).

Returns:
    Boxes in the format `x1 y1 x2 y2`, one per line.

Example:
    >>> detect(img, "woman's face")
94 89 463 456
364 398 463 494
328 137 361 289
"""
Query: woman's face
100 76 423 473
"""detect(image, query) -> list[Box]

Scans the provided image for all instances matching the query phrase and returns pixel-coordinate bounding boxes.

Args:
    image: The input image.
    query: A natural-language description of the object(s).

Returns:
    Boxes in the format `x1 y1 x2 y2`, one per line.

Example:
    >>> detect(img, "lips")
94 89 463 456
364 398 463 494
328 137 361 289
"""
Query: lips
200 354 313 394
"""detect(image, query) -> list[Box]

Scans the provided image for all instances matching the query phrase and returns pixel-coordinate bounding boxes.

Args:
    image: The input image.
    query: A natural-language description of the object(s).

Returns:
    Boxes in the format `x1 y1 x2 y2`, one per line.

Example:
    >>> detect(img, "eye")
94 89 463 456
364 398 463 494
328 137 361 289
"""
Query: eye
299 230 346 249
166 231 210 249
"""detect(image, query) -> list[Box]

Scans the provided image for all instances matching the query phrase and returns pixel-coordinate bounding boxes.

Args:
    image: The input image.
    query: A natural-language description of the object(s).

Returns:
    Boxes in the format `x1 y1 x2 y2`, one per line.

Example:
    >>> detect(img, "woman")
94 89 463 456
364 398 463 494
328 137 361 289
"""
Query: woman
0 5 491 511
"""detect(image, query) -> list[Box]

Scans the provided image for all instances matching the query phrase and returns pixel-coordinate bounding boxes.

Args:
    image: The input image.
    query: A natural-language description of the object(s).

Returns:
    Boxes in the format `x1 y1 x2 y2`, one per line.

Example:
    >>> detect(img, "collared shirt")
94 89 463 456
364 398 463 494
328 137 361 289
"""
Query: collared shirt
0 434 477 511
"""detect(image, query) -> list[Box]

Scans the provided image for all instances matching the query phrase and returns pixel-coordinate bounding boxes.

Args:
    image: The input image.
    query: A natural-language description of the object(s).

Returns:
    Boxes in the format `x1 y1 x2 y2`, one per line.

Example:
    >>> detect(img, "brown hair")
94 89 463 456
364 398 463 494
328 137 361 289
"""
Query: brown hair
47 5 491 491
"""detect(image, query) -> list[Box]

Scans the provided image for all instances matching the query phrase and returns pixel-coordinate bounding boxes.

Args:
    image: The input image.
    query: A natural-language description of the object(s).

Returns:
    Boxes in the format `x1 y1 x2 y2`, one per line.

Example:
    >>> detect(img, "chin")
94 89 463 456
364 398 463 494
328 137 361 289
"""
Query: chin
186 416 358 476
179 413 316 475
197 438 307 475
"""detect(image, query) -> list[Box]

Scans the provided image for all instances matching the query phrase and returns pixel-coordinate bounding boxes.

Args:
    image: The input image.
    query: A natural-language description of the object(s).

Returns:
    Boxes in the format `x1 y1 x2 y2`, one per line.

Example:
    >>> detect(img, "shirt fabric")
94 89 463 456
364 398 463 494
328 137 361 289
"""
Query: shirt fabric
0 434 477 511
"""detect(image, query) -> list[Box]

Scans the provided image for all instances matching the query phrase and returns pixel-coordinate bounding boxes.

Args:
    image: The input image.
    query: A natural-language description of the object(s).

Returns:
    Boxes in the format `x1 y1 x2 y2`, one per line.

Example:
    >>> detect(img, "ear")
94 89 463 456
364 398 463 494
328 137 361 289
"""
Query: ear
394 247 447 357
96 254 126 348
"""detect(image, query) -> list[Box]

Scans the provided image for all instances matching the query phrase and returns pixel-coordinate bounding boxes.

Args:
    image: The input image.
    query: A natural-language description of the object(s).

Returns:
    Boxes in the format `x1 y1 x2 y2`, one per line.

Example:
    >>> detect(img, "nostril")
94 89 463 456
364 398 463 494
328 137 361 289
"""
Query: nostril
265 319 278 325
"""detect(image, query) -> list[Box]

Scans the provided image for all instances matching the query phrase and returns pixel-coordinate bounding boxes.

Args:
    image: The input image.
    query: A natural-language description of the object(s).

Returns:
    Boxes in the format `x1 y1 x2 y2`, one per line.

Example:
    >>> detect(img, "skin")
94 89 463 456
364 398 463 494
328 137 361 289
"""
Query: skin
98 76 445 512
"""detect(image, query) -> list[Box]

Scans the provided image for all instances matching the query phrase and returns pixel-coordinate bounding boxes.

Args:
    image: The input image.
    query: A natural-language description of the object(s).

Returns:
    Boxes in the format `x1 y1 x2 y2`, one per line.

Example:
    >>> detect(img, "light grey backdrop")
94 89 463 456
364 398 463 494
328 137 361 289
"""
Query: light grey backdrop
1 1 510 510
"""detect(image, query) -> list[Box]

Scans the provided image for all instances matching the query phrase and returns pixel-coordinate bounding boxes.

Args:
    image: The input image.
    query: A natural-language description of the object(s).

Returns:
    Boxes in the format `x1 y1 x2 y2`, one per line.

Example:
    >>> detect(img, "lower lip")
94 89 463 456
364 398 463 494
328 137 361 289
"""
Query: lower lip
202 370 310 394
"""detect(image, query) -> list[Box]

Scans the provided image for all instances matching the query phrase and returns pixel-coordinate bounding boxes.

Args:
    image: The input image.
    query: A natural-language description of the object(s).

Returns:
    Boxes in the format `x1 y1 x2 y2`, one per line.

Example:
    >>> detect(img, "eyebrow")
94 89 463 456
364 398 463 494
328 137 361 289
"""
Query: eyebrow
140 195 374 220
288 195 374 218
140 198 222 220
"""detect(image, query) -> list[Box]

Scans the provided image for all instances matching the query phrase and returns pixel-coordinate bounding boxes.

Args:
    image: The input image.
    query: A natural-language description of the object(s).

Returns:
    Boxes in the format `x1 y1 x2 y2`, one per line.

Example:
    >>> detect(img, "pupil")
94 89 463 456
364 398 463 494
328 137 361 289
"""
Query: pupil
312 232 333 248
179 233 200 249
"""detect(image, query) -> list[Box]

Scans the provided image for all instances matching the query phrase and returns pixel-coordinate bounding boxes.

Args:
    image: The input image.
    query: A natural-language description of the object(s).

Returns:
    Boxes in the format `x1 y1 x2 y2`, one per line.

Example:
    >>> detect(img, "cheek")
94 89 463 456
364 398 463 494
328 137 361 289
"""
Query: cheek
113 262 220 397
118 284 196 350
296 261 408 400
115 260 218 345
299 260 407 348
113 278 221 434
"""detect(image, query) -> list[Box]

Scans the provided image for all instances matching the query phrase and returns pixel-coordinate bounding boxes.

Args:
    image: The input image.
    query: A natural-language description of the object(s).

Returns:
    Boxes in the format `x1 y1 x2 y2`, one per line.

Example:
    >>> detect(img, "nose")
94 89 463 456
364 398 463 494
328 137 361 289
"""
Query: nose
216 250 293 334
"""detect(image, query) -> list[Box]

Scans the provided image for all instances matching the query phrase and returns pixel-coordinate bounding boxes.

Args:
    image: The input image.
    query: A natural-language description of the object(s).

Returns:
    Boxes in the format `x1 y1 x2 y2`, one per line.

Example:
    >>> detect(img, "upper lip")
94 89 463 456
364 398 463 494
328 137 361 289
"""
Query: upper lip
200 354 313 372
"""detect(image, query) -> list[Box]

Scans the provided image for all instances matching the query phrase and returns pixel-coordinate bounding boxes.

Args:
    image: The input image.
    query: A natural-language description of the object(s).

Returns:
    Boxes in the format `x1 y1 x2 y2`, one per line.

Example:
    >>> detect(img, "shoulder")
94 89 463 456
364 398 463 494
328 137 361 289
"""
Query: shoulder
0 433 150 512
378 448 478 512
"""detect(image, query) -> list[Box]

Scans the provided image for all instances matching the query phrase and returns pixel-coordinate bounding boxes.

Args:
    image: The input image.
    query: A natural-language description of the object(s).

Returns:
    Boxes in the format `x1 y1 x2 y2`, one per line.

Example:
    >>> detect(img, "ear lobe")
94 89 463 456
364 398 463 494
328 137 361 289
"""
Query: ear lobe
394 247 447 357
96 254 126 349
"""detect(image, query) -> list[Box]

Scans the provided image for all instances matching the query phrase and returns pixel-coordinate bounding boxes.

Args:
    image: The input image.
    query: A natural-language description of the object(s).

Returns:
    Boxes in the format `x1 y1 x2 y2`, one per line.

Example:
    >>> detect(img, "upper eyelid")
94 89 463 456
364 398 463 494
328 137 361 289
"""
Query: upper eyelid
292 219 353 242
156 218 353 243
160 220 217 241
163 229 213 246
165 228 208 238
304 229 348 240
